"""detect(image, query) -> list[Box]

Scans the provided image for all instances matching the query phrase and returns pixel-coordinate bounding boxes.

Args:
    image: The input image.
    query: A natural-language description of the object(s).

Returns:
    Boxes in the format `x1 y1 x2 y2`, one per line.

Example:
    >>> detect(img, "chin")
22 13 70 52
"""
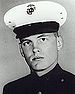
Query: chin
32 66 48 71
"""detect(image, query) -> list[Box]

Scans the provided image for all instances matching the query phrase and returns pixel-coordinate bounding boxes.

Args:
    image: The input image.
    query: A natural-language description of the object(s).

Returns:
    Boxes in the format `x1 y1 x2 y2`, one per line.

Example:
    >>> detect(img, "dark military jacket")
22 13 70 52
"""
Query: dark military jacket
3 64 75 94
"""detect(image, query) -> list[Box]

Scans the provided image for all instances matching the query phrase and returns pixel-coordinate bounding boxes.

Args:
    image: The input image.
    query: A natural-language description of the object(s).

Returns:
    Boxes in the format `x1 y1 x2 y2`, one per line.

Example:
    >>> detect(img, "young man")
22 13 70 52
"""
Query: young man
3 1 75 94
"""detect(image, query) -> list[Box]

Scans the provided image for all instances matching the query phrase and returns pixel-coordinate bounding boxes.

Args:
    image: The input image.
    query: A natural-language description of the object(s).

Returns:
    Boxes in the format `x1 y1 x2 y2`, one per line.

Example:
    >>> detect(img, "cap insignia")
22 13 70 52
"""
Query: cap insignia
26 4 36 15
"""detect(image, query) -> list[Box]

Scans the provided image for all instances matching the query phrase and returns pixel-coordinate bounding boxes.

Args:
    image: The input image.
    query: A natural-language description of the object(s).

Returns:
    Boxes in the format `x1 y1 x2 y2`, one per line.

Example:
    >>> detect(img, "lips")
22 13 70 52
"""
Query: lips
32 57 44 61
30 56 44 62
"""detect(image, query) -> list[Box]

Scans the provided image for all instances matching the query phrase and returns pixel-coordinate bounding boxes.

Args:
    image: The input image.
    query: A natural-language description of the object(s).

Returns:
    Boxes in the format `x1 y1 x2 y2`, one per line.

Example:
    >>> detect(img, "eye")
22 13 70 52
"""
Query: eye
40 37 47 42
41 38 46 41
22 41 32 46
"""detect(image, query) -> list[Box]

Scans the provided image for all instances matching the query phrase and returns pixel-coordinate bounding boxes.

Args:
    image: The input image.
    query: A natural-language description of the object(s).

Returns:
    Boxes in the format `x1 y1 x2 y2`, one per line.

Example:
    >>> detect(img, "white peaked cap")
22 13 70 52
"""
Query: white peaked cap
4 1 67 29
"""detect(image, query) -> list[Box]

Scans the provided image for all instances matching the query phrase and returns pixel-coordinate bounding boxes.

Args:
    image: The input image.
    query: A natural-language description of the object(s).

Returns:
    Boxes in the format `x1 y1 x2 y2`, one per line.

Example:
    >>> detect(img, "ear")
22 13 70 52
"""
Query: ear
57 35 63 51
19 43 25 57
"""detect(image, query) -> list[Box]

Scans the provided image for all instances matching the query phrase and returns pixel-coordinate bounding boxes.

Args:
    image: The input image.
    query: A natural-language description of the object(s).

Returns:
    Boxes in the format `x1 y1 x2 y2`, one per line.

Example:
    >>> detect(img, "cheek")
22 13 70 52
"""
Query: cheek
22 46 33 58
40 40 57 58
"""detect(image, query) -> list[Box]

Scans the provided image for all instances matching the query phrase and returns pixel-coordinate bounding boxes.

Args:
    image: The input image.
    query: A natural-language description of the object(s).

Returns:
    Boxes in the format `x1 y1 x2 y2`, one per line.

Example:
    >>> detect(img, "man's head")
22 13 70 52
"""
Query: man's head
19 32 62 71
4 1 67 71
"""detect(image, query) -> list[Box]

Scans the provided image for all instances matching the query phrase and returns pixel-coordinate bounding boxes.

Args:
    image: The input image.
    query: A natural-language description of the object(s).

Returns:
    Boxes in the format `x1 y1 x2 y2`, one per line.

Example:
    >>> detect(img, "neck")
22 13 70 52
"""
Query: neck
35 61 57 77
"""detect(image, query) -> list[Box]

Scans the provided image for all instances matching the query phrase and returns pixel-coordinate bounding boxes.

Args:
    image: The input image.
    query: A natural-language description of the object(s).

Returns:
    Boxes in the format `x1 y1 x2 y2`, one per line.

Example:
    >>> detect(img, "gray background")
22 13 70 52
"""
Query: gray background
0 0 75 94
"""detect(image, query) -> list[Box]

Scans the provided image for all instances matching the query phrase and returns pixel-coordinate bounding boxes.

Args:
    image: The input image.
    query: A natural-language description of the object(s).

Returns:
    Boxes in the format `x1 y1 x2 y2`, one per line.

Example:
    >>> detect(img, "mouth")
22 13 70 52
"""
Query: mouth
30 56 44 62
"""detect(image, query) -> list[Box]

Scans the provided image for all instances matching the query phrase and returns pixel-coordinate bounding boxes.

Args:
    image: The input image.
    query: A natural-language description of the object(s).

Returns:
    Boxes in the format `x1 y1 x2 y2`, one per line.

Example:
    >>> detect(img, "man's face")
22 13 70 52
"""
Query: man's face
20 33 58 71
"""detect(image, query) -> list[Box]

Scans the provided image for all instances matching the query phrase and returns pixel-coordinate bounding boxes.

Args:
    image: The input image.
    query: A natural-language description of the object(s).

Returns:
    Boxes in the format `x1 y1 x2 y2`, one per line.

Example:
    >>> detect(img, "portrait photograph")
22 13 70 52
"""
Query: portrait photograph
0 0 75 94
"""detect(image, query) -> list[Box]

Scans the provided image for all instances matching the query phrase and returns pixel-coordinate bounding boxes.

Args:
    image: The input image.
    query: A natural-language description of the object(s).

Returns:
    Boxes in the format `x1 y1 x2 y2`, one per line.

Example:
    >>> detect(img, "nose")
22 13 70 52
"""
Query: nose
33 47 40 53
32 40 40 53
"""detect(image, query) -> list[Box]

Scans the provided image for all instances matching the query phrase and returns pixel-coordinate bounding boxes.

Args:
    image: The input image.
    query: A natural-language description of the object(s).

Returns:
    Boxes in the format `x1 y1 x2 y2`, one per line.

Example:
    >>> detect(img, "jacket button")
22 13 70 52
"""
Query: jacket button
37 91 42 94
61 78 64 82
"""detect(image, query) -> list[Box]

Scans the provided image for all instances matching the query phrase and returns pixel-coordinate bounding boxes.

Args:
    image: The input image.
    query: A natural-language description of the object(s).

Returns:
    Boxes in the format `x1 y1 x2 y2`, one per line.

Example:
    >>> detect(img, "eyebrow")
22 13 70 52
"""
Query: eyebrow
20 39 31 43
37 34 51 38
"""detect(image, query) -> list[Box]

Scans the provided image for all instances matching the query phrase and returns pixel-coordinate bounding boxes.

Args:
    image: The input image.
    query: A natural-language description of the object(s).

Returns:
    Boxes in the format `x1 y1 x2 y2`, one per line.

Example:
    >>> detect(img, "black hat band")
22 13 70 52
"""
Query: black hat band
13 21 59 39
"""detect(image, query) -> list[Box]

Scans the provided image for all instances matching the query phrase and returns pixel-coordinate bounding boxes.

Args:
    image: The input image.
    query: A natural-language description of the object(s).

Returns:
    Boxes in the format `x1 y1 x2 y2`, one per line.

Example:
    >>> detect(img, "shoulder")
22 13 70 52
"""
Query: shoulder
61 67 75 79
3 73 33 94
4 73 33 87
55 64 75 84
59 66 75 84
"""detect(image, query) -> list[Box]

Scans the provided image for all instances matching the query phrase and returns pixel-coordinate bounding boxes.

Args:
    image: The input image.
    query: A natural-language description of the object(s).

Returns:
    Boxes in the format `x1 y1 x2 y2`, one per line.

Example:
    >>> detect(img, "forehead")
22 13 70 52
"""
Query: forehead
21 33 54 40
